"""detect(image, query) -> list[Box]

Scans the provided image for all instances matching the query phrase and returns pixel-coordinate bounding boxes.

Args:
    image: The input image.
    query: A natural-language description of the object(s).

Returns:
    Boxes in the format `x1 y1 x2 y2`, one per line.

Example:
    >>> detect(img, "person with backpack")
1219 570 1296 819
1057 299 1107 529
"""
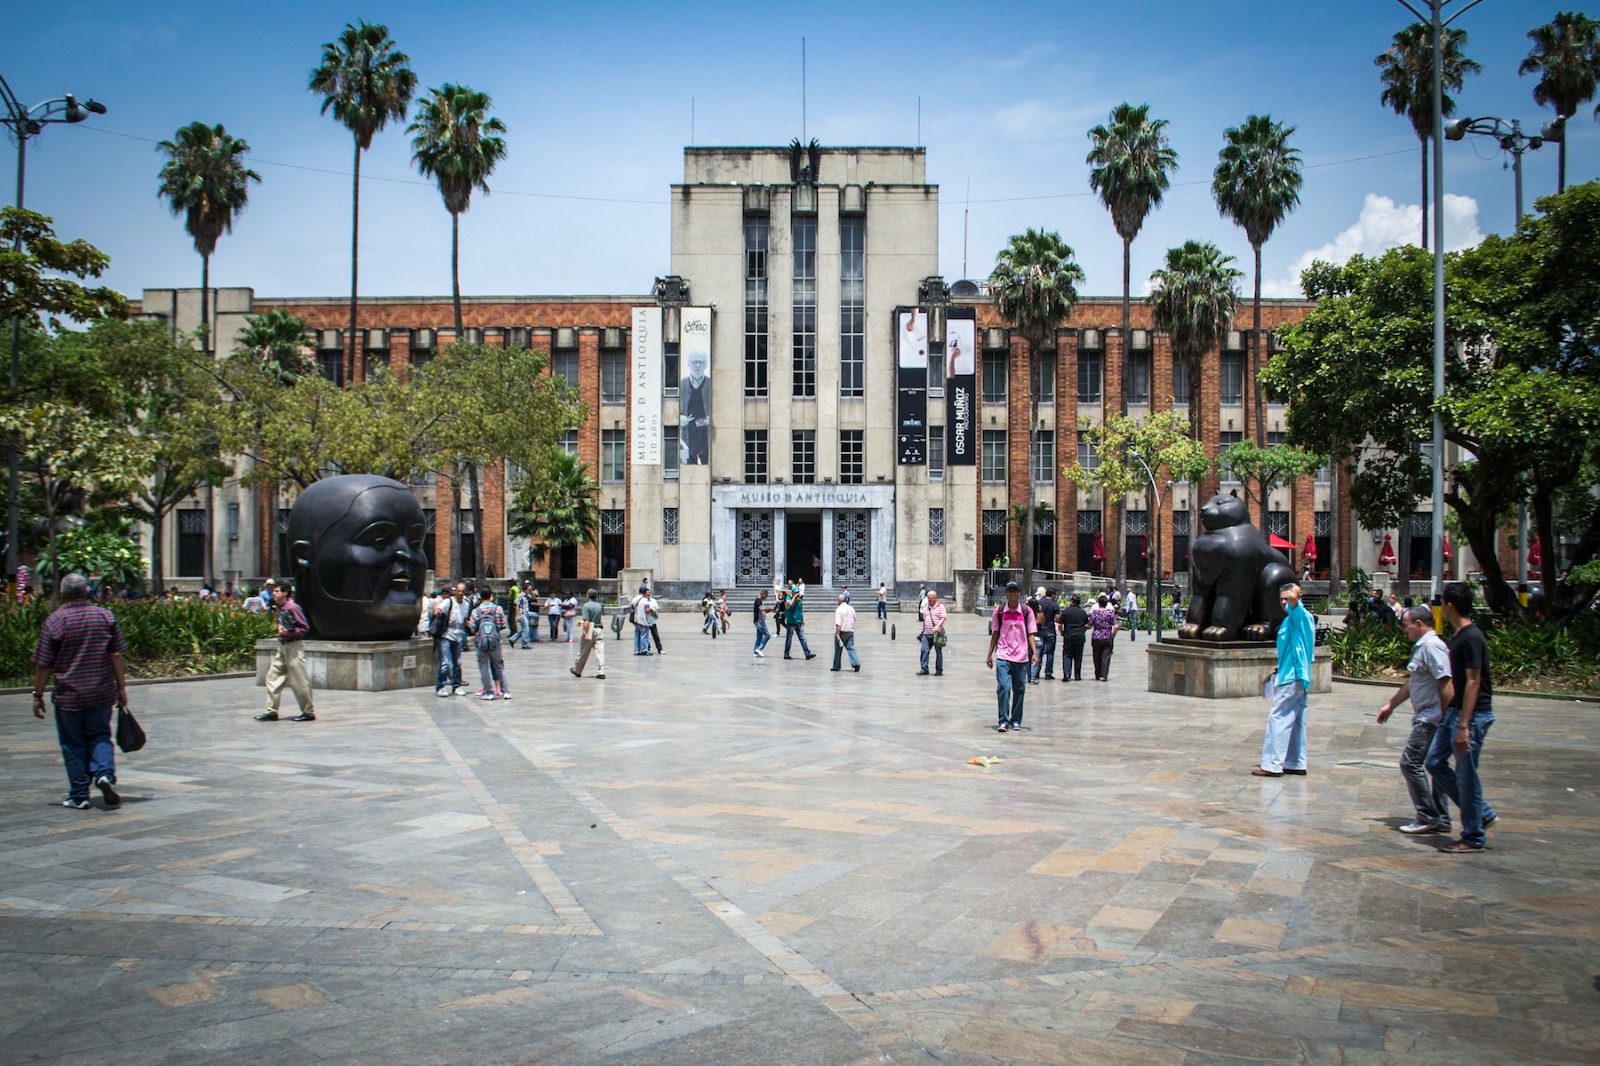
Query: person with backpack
432 582 471 696
468 587 510 700
986 581 1038 733
630 584 655 655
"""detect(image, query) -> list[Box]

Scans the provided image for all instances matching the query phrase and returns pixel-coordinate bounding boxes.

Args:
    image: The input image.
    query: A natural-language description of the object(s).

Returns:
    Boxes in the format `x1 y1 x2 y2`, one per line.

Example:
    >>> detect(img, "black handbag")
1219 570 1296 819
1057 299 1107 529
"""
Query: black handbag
116 703 146 753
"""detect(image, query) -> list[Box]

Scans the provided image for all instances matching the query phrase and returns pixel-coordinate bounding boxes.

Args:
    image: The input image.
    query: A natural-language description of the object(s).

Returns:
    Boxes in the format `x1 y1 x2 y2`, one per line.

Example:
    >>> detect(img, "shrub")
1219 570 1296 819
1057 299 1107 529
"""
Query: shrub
1331 613 1600 694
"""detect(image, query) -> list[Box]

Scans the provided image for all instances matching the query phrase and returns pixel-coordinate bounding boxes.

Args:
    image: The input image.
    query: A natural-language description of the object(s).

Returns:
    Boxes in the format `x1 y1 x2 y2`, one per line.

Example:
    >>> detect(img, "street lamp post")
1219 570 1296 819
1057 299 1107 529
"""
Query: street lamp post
0 74 107 581
1444 114 1556 595
1129 449 1167 644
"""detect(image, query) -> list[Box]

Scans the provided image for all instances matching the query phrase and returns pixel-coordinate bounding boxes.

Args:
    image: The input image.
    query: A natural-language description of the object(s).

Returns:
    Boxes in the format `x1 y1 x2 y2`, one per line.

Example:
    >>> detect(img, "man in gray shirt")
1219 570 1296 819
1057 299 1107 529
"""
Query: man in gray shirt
1377 606 1454 834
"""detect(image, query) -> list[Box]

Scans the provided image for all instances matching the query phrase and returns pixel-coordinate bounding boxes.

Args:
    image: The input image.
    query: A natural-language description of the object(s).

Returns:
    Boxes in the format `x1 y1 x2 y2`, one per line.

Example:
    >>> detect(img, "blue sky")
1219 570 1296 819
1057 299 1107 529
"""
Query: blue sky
8 1 1594 303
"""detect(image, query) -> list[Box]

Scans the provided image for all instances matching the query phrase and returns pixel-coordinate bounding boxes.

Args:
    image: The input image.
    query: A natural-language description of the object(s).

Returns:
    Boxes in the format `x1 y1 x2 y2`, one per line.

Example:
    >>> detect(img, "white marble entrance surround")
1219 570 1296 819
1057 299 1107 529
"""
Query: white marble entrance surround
711 484 896 589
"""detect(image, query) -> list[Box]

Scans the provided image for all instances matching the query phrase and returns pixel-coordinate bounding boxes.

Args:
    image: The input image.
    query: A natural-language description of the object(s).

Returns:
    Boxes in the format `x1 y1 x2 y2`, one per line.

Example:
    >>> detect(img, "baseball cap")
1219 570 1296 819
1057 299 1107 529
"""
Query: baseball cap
1005 580 1020 591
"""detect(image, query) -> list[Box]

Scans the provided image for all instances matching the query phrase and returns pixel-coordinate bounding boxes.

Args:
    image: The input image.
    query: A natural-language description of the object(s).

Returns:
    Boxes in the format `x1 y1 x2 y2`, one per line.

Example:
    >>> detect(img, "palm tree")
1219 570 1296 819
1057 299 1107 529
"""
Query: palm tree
508 449 599 582
988 229 1084 594
237 309 312 385
1148 240 1241 568
1086 103 1179 416
1213 115 1302 529
1375 23 1480 248
1521 12 1600 192
309 20 416 383
409 84 508 337
156 122 261 358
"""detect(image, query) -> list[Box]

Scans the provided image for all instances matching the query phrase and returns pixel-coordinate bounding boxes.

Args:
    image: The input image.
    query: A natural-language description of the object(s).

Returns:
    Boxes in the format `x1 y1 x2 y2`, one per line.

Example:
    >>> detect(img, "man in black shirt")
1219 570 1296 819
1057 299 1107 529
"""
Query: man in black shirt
1425 583 1499 853
1057 594 1088 682
1032 587 1059 682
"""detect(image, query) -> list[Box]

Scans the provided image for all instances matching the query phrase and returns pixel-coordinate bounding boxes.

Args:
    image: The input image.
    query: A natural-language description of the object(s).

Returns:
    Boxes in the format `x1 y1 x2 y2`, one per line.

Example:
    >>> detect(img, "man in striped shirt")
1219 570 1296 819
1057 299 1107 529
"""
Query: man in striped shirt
32 573 129 810
918 590 948 676
256 581 316 722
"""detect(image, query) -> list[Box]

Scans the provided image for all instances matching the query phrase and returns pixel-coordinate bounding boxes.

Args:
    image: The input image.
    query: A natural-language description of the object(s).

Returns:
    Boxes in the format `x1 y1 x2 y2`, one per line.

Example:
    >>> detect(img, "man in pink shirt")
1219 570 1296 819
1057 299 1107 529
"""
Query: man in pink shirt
986 581 1038 733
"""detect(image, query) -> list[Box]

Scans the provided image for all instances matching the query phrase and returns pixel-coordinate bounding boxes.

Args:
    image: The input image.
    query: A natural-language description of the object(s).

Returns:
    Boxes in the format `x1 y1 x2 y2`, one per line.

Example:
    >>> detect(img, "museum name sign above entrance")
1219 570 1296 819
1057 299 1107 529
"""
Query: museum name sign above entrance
717 485 877 509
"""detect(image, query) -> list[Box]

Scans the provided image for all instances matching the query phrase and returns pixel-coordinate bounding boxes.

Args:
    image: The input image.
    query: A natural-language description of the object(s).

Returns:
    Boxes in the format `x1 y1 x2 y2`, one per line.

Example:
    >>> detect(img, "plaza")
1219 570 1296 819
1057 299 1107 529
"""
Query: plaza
3 614 1596 1064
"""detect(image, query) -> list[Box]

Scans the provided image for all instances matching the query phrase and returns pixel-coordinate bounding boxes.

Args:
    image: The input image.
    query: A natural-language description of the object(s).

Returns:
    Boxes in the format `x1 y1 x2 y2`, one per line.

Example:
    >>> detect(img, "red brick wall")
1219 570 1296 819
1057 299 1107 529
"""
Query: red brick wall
1055 330 1079 572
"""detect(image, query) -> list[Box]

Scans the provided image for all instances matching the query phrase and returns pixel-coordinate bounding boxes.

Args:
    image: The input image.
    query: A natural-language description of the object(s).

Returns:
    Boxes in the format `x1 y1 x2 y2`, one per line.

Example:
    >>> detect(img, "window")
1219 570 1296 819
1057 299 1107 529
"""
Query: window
1173 509 1191 567
601 429 626 483
1220 351 1245 405
1219 430 1243 482
929 507 945 546
663 426 680 480
1078 346 1102 404
1076 440 1100 472
553 347 579 390
840 217 864 398
1267 431 1286 449
457 510 477 579
1032 430 1055 483
839 429 864 484
927 428 945 482
744 430 768 483
1124 349 1150 404
317 349 342 385
409 345 433 372
1033 512 1055 573
1172 355 1190 405
421 508 437 571
744 218 769 397
982 350 1007 403
1267 510 1290 538
600 509 624 579
601 347 626 403
561 429 579 456
982 429 1007 482
1125 509 1149 581
1077 509 1103 575
791 430 816 484
927 349 945 394
663 340 679 396
1316 462 1331 486
177 509 208 577
792 215 817 398
982 509 1008 568
1033 352 1056 403
663 507 679 545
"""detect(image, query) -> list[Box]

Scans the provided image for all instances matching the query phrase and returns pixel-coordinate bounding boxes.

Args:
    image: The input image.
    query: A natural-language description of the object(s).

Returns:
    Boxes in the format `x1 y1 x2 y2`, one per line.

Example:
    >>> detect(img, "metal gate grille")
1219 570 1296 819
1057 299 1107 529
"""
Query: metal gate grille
735 510 774 585
833 510 871 585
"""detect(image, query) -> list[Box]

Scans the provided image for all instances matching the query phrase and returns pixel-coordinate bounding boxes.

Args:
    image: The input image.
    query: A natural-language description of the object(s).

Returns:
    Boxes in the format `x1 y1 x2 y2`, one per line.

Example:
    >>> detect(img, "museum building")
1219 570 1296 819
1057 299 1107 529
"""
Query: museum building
133 144 1466 598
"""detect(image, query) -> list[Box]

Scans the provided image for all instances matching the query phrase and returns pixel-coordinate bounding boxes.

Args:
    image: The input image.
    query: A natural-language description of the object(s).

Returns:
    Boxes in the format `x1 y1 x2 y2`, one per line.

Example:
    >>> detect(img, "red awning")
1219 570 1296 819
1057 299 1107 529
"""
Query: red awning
1269 533 1295 550
1378 532 1396 567
1091 530 1106 562
1302 535 1317 561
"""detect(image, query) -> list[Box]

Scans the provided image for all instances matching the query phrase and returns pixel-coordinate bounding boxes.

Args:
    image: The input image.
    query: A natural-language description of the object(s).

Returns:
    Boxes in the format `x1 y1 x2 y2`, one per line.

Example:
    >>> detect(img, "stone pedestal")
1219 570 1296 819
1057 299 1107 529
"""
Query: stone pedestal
255 637 434 692
1146 640 1333 699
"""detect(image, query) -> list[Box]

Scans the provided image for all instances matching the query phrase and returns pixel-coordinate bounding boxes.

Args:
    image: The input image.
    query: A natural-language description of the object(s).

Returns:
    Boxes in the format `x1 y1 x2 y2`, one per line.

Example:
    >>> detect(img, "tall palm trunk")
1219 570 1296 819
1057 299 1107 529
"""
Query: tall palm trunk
1419 140 1429 250
1115 236 1131 593
1251 243 1267 530
348 137 362 385
200 250 214 585
1558 134 1567 193
451 211 464 336
1327 462 1341 600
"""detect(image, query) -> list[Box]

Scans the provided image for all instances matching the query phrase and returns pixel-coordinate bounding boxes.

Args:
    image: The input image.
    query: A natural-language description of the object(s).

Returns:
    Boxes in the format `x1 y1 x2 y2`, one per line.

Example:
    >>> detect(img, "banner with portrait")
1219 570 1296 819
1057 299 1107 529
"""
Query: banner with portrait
896 308 927 465
678 306 712 465
631 306 662 465
945 307 976 465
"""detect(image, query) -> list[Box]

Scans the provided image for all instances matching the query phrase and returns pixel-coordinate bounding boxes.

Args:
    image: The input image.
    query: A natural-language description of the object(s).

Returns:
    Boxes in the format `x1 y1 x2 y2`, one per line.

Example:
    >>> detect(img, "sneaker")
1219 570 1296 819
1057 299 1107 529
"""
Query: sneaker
435 688 450 698
596 673 605 679
754 649 765 657
853 664 860 672
61 798 92 810
995 722 1009 733
94 776 120 808
805 654 817 660
1399 821 1447 835
1441 840 1484 853
917 669 930 675
1484 812 1498 828
500 691 512 700
480 692 496 701
452 686 466 696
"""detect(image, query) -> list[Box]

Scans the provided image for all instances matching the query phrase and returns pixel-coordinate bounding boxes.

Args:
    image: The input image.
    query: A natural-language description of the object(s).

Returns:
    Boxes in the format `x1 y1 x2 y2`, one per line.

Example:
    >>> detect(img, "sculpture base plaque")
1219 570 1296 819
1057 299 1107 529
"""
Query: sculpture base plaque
1146 640 1332 700
255 637 434 692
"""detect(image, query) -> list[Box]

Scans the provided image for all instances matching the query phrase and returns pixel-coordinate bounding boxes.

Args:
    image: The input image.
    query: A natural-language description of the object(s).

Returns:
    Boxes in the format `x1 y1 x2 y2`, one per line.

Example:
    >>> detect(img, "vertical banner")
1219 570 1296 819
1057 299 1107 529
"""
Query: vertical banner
679 307 712 465
631 306 662 465
945 308 976 465
896 308 927 465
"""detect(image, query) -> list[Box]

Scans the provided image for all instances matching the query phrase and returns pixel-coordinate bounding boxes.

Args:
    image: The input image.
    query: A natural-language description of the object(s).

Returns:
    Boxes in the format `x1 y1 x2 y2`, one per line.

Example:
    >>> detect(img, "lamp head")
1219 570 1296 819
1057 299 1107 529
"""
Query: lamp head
85 99 107 115
1540 118 1563 143
63 94 86 123
1443 118 1469 142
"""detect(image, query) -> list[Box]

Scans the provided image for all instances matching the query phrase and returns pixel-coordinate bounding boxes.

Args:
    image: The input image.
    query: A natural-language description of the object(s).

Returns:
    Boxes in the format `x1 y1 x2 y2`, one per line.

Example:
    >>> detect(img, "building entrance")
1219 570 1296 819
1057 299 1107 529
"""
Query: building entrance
786 512 823 585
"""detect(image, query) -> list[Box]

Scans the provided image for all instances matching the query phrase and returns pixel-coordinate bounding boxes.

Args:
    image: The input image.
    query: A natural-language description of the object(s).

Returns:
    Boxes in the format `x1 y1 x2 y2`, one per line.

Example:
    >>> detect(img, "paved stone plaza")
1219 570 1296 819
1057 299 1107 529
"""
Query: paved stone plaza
3 614 1597 1064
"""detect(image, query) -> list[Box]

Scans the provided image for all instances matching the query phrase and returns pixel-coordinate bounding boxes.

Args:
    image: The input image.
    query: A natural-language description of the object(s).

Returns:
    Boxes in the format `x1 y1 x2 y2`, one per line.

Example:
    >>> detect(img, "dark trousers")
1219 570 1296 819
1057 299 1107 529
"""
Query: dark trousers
1091 637 1114 680
1061 636 1085 680
54 702 115 802
649 623 663 653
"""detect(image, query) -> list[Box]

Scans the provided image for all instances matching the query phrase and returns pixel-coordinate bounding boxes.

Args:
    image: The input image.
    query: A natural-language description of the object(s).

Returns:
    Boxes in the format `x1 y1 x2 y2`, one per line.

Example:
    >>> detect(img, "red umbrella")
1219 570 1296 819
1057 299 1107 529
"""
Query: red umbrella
1528 533 1542 568
1268 533 1295 551
1091 530 1106 562
1377 532 1396 567
1442 533 1452 563
1302 534 1317 562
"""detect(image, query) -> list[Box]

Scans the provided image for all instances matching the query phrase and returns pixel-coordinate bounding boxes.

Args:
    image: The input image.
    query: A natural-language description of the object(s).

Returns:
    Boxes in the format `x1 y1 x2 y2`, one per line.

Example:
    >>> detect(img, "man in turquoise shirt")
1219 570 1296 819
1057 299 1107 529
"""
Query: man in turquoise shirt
1253 581 1315 777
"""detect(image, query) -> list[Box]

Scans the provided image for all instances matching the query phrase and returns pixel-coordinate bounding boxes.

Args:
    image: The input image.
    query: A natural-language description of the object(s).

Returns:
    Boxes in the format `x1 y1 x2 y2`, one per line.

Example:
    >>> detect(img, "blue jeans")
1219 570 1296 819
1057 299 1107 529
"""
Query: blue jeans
633 623 651 654
1426 707 1497 848
521 612 538 645
548 615 560 640
54 702 115 802
919 632 943 673
753 620 770 653
436 637 464 690
833 631 859 669
1260 680 1308 773
996 659 1030 725
1033 632 1056 680
877 601 887 620
785 623 812 657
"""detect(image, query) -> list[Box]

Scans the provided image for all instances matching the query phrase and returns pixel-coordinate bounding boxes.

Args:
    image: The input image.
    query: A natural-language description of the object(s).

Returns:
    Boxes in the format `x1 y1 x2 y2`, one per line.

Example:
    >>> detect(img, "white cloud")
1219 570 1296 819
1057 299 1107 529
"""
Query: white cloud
995 43 1061 73
1260 193 1484 297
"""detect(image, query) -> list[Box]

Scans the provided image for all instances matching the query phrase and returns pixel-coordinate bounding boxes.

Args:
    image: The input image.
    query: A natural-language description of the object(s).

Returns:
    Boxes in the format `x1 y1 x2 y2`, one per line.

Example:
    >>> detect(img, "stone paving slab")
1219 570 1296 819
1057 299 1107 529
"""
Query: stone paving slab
2 615 1597 1064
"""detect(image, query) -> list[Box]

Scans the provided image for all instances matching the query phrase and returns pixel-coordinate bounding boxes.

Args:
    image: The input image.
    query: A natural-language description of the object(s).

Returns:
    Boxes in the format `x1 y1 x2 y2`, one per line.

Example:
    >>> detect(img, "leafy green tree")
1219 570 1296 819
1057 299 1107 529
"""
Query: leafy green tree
1520 12 1600 192
237 309 312 385
507 449 599 579
1215 438 1325 525
309 20 416 382
34 528 144 587
1086 103 1178 415
1213 114 1302 529
988 229 1084 593
1147 240 1240 447
1375 22 1481 247
0 208 128 329
156 122 261 357
409 84 508 336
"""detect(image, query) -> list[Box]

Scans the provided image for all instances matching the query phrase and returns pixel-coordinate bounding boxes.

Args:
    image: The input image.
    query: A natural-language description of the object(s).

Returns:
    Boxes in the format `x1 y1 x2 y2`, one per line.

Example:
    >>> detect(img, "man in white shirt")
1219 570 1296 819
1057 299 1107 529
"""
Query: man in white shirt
1378 606 1456 835
630 584 655 655
1124 590 1140 642
876 582 888 622
831 593 859 672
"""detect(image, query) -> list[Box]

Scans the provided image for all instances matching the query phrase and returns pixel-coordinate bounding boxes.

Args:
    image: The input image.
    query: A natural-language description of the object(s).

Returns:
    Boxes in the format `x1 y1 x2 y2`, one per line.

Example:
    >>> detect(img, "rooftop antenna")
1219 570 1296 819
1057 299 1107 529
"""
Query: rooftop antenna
917 97 921 147
963 177 970 280
691 97 695 147
801 37 807 143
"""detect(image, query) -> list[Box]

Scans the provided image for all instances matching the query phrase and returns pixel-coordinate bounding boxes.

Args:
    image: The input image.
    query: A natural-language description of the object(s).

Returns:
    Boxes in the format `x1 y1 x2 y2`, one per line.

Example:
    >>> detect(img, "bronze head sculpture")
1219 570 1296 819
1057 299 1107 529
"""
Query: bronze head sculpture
287 474 427 640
